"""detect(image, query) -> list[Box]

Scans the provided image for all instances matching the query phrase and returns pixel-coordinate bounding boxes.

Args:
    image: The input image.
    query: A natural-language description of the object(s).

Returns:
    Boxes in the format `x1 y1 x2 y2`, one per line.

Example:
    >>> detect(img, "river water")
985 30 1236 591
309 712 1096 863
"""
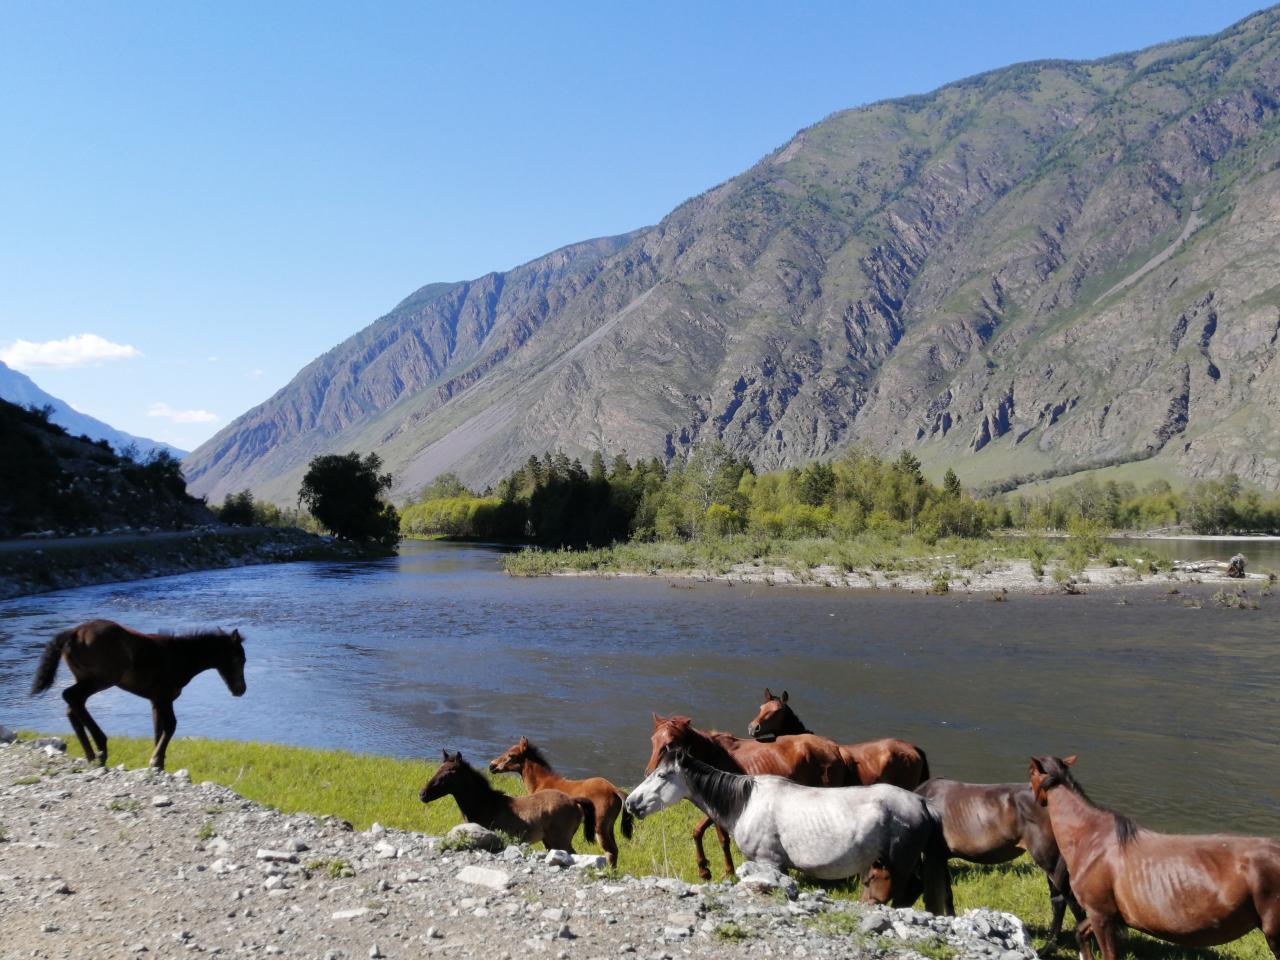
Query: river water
0 541 1276 836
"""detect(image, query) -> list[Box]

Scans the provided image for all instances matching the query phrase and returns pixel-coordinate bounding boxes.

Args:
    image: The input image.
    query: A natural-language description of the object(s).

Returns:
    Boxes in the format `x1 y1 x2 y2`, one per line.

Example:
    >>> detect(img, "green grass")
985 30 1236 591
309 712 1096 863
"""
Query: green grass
30 734 1274 960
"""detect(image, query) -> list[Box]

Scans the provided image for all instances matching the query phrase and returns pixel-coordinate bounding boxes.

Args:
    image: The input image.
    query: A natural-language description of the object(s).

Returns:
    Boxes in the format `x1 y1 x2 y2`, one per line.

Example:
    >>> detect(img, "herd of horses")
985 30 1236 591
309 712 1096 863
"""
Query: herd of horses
26 621 1280 960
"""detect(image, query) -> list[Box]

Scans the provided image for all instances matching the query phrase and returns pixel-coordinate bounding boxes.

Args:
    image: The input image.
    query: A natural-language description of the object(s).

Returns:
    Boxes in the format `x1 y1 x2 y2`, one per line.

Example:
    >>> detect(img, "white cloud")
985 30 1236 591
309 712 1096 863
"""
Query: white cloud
246 368 264 379
0 333 142 370
147 402 218 424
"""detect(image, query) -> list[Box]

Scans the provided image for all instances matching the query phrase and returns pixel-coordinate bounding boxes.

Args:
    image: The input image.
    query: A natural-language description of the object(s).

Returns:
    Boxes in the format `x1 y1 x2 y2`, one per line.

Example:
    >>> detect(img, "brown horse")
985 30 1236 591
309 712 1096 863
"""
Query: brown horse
489 737 632 867
917 778 1082 944
30 619 247 770
421 751 595 852
1030 755 1280 960
746 688 930 788
648 713 897 879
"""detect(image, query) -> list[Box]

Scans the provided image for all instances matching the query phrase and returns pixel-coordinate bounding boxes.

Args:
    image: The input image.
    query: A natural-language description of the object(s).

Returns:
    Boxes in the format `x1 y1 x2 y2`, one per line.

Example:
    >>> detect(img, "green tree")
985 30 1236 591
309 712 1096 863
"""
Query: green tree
942 468 963 500
219 489 257 526
298 451 400 547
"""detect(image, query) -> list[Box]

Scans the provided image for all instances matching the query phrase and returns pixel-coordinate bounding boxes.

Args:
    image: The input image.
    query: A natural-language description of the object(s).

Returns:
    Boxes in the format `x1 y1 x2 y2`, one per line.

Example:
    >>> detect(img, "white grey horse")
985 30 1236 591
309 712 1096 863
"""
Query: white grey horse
625 747 953 912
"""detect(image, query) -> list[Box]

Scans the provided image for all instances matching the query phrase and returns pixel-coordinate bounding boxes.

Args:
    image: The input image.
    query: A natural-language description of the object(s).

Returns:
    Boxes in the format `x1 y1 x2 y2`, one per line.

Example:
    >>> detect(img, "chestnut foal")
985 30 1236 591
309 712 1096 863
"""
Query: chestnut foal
489 737 632 867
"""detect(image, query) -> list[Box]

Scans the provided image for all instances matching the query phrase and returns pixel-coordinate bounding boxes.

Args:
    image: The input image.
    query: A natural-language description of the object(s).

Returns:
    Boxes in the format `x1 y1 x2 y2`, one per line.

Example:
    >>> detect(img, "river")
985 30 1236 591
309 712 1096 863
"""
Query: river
0 540 1276 836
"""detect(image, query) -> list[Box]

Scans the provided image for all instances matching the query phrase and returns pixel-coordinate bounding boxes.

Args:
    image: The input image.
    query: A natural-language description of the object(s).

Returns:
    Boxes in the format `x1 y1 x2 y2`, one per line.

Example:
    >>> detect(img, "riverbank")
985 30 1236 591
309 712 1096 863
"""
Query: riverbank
0 527 388 601
1 736 1269 960
503 536 1275 595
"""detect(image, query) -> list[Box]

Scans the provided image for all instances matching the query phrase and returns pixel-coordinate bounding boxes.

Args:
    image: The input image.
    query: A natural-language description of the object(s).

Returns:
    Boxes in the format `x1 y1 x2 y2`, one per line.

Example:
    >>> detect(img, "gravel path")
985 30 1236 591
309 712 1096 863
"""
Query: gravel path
0 741 1039 960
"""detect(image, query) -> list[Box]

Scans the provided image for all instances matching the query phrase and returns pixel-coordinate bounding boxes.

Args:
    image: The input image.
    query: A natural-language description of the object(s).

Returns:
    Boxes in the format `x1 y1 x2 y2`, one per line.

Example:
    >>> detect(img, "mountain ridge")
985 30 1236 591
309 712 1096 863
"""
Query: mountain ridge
0 361 186 460
185 7 1280 504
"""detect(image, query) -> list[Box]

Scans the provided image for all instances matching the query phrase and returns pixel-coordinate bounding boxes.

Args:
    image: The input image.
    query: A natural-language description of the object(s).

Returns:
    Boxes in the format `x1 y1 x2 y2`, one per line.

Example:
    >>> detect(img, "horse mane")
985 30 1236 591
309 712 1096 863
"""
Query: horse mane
672 750 754 821
1039 757 1140 845
778 703 810 734
521 742 555 772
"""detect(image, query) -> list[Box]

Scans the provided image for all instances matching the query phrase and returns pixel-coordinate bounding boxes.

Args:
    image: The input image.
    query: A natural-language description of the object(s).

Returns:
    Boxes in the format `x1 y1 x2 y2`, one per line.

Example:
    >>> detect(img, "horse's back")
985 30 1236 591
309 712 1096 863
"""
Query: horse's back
840 738 927 788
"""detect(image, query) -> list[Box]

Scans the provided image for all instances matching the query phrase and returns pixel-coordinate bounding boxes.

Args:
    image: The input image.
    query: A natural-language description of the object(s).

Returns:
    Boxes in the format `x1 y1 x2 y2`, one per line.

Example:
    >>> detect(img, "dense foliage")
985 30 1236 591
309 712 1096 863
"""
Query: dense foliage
998 475 1280 536
400 447 991 547
298 452 400 547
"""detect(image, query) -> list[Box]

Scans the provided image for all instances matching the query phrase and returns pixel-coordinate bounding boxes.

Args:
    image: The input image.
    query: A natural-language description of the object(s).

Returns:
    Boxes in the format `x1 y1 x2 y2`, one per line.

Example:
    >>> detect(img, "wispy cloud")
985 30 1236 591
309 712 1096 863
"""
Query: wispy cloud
0 333 142 370
246 368 264 379
147 402 218 424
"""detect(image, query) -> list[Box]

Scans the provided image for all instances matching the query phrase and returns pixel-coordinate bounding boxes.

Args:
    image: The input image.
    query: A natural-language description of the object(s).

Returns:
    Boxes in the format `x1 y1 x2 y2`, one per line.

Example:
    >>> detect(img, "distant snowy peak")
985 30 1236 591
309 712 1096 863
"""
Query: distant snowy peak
0 360 186 459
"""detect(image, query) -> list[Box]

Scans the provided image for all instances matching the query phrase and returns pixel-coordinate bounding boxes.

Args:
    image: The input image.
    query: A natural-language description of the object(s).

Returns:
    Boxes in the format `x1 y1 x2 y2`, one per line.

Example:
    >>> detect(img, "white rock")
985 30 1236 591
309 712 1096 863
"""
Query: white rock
263 875 286 890
367 822 386 836
570 854 608 869
544 849 573 868
541 907 565 922
206 836 231 855
332 908 370 920
446 822 503 852
151 795 173 808
456 865 512 891
373 840 398 859
369 944 383 958
734 860 798 900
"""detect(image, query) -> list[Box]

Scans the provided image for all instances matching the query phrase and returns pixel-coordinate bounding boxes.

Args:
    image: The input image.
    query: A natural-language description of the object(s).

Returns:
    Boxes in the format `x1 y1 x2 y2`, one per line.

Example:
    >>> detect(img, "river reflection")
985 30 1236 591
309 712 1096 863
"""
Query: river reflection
0 540 1276 835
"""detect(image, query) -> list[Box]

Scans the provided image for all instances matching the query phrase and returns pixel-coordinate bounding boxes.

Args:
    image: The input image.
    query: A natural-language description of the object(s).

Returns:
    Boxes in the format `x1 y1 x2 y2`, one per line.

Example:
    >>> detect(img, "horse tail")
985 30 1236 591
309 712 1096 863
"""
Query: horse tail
920 801 954 916
30 629 73 695
617 790 634 840
916 746 931 784
574 798 596 844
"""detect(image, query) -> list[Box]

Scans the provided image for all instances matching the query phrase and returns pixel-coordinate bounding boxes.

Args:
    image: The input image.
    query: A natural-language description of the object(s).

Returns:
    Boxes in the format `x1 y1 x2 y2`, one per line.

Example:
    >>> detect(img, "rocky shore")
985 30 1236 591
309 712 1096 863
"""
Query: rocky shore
553 558 1272 595
0 528 385 601
0 740 1039 960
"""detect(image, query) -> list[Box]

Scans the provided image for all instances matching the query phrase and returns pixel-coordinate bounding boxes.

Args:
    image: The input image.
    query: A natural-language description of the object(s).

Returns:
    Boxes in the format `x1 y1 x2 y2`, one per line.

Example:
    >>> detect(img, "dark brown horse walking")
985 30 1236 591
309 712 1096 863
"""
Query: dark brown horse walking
1030 755 1280 959
746 688 930 788
917 778 1082 944
489 737 633 867
648 713 927 880
29 619 247 770
421 751 595 852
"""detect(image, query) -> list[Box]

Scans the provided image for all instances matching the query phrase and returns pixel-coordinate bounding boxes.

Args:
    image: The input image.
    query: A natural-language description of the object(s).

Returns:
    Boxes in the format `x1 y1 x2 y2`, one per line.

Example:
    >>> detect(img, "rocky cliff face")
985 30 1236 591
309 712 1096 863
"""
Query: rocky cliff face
185 8 1280 504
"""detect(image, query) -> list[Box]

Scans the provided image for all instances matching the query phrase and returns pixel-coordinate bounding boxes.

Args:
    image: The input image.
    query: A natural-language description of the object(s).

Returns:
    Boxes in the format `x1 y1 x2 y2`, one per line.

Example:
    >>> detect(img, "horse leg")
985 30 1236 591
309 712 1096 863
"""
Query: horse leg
713 821 735 880
61 683 97 763
598 807 619 868
149 699 176 770
1088 915 1122 960
691 816 713 881
1074 916 1096 960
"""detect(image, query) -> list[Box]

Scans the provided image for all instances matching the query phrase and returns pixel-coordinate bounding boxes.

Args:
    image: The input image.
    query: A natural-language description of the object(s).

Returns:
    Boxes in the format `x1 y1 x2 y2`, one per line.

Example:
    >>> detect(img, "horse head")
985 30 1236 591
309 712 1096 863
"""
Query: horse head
489 736 531 774
217 629 248 697
647 714 694 772
1028 754 1076 806
626 746 691 820
421 749 466 803
747 688 790 737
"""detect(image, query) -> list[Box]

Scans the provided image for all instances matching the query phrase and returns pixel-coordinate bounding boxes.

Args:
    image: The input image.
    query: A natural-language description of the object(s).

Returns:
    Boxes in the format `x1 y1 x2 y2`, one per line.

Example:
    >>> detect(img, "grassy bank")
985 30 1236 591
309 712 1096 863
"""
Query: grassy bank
20 734 1269 959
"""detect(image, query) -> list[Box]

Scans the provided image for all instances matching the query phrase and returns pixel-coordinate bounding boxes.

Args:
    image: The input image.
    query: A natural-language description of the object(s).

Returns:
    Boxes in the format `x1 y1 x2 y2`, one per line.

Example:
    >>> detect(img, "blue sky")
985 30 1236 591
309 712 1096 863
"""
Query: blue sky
0 1 1266 451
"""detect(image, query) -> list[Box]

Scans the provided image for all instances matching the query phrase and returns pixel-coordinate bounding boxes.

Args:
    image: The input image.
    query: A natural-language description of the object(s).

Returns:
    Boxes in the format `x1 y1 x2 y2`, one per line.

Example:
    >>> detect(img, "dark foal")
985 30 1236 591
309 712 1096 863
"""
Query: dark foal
30 619 247 770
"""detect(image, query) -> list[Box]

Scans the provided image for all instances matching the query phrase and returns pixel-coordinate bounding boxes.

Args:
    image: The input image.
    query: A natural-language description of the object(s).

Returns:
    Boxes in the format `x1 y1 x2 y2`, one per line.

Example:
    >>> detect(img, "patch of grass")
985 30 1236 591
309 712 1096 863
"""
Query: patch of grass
0 823 8 842
12 775 40 786
712 920 753 942
108 798 142 813
305 857 355 879
197 821 216 842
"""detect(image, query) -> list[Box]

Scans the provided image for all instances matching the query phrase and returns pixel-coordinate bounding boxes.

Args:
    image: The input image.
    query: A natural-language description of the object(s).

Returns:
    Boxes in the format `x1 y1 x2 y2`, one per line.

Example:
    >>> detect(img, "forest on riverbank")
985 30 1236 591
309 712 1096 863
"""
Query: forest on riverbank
396 445 1280 549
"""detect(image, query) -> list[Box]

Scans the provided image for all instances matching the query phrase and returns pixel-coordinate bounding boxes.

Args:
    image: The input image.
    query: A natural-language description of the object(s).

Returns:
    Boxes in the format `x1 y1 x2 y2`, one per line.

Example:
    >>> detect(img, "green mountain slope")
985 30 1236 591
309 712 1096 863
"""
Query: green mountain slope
185 8 1280 504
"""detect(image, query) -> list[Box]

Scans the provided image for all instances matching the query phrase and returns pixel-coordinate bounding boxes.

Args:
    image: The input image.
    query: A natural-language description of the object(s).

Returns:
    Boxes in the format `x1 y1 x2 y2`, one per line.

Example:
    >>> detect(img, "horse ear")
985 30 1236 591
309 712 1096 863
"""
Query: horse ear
519 736 529 748
781 690 788 703
1063 755 1077 767
231 629 242 642
1029 757 1045 773
763 687 773 701
442 749 450 761
651 713 664 729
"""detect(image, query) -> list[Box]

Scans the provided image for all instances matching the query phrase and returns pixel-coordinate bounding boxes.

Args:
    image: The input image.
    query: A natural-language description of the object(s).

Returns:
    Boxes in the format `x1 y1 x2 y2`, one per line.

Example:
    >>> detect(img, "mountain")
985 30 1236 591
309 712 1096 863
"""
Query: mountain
187 8 1280 505
0 361 186 459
